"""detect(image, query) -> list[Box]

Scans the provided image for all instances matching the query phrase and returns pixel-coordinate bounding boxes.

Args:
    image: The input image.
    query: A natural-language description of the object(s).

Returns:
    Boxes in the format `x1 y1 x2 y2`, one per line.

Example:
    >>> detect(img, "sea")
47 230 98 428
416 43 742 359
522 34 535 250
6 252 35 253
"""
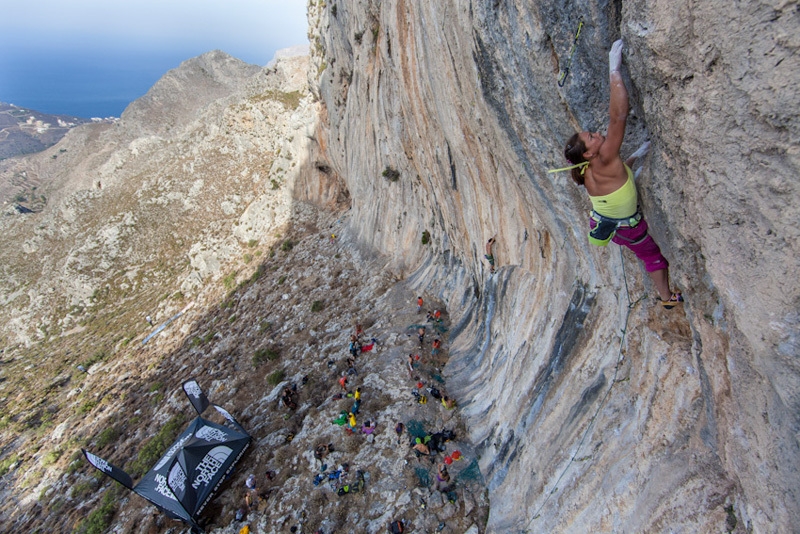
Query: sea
0 50 224 119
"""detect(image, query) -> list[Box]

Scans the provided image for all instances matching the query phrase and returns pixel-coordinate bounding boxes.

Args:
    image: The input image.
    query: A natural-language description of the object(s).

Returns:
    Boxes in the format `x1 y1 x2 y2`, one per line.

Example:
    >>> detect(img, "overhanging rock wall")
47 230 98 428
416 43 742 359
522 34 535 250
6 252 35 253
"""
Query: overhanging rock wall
301 1 799 531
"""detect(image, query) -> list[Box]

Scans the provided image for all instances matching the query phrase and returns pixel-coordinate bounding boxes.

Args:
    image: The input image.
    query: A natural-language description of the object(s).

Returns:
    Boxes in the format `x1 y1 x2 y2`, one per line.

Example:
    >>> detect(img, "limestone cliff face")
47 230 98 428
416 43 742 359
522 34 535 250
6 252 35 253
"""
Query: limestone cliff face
305 1 799 531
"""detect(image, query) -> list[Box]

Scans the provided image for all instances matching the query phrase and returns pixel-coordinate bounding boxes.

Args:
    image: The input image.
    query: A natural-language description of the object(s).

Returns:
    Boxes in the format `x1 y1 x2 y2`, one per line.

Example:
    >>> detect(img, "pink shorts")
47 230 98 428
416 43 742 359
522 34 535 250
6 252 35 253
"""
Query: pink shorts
589 217 668 272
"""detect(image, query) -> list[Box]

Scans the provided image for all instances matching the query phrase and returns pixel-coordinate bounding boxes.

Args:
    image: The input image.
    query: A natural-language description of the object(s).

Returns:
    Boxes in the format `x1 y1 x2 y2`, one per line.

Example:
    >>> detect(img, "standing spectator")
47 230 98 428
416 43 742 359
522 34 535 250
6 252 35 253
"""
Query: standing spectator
417 296 424 313
435 463 451 491
485 237 497 273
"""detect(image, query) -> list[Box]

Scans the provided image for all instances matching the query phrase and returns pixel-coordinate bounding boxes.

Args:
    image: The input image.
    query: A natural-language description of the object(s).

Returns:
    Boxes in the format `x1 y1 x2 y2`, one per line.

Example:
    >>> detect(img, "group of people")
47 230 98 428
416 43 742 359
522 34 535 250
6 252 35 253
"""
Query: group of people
332 324 381 439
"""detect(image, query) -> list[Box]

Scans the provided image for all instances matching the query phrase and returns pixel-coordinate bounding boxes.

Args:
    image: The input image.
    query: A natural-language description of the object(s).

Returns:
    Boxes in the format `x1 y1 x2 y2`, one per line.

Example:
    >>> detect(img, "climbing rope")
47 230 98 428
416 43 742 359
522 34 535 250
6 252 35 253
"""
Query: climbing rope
522 247 644 532
557 20 584 87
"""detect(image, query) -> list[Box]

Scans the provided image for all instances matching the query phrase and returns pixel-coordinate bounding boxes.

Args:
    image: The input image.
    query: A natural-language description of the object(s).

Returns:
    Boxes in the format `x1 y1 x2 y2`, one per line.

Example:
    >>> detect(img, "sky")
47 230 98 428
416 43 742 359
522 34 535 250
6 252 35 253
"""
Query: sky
0 0 309 118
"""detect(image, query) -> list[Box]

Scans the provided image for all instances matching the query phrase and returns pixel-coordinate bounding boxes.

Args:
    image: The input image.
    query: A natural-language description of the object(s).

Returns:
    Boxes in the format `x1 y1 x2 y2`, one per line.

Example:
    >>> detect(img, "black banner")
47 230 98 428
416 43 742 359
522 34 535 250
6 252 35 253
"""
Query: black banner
82 449 133 489
182 379 210 416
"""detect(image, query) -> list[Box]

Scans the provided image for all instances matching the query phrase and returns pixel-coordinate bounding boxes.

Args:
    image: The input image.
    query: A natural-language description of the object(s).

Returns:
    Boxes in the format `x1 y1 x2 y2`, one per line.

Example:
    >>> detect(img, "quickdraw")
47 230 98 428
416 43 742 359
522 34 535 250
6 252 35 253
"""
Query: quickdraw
557 20 584 87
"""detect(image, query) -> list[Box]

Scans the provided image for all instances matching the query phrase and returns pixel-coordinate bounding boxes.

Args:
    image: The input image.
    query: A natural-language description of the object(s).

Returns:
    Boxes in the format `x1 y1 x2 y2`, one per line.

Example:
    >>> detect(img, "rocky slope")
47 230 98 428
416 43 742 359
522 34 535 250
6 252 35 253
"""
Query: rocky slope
304 0 799 532
0 49 488 534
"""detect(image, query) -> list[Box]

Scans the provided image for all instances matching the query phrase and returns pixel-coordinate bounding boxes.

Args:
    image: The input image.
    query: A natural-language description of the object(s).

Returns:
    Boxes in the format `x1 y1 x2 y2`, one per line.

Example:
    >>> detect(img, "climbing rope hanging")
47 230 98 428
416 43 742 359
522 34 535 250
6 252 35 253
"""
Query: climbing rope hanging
557 19 584 87
522 247 644 532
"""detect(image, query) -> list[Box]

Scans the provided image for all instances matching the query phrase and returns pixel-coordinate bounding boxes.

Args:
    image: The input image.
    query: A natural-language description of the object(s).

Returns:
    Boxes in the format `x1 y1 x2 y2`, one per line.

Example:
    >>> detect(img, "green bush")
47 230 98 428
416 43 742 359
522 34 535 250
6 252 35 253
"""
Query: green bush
42 449 63 466
247 239 259 248
250 264 266 282
80 350 108 371
311 300 324 312
0 454 19 476
128 415 185 476
278 275 287 285
66 455 85 475
382 166 400 182
71 479 98 500
267 370 285 386
79 401 98 414
97 427 119 449
76 491 116 534
253 347 280 366
222 272 238 290
421 230 431 245
281 240 294 252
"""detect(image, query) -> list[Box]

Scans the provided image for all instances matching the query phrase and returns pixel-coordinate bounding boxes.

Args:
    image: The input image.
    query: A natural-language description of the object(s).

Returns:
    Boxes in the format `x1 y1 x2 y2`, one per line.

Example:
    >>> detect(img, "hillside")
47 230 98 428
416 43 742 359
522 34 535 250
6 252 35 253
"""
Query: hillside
0 49 488 534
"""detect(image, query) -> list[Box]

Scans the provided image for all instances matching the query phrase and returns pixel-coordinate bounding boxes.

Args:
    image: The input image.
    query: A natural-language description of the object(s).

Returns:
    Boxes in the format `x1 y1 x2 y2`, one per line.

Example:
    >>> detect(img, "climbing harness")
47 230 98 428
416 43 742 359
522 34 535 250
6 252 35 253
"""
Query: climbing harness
588 210 643 246
522 247 645 532
557 19 584 87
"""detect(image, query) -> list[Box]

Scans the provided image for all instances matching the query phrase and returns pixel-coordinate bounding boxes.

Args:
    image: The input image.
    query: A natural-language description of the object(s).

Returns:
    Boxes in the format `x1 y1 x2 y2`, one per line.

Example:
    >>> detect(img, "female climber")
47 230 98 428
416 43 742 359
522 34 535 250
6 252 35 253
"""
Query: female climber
555 40 682 309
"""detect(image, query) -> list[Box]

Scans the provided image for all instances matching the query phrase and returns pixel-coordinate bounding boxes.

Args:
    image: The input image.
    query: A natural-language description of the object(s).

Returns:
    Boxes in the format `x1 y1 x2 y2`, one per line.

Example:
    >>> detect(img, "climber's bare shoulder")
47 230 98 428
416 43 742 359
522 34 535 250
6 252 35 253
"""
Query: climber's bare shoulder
585 156 627 196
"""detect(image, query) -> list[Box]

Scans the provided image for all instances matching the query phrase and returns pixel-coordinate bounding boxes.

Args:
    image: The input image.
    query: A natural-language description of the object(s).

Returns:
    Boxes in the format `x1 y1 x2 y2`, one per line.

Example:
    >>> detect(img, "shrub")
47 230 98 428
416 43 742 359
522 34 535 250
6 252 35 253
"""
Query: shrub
71 479 98 500
79 401 98 414
76 491 116 534
66 455 84 475
250 264 266 282
382 166 400 182
243 253 253 264
128 415 185 476
267 370 285 386
222 272 238 290
422 230 431 245
281 240 294 252
253 347 280 366
247 239 259 248
0 454 20 476
80 350 108 371
278 275 287 285
311 300 324 312
42 449 63 466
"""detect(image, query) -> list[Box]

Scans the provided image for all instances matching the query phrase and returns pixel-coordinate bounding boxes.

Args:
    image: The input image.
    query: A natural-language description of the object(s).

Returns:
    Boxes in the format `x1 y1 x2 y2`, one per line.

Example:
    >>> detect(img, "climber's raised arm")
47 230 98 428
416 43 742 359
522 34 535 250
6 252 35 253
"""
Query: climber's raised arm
600 41 629 163
555 39 683 310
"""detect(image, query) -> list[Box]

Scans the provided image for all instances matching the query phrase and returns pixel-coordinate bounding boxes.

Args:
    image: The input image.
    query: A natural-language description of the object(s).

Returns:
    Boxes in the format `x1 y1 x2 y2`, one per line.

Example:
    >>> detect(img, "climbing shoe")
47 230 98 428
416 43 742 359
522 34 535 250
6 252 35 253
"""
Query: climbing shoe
661 292 684 310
